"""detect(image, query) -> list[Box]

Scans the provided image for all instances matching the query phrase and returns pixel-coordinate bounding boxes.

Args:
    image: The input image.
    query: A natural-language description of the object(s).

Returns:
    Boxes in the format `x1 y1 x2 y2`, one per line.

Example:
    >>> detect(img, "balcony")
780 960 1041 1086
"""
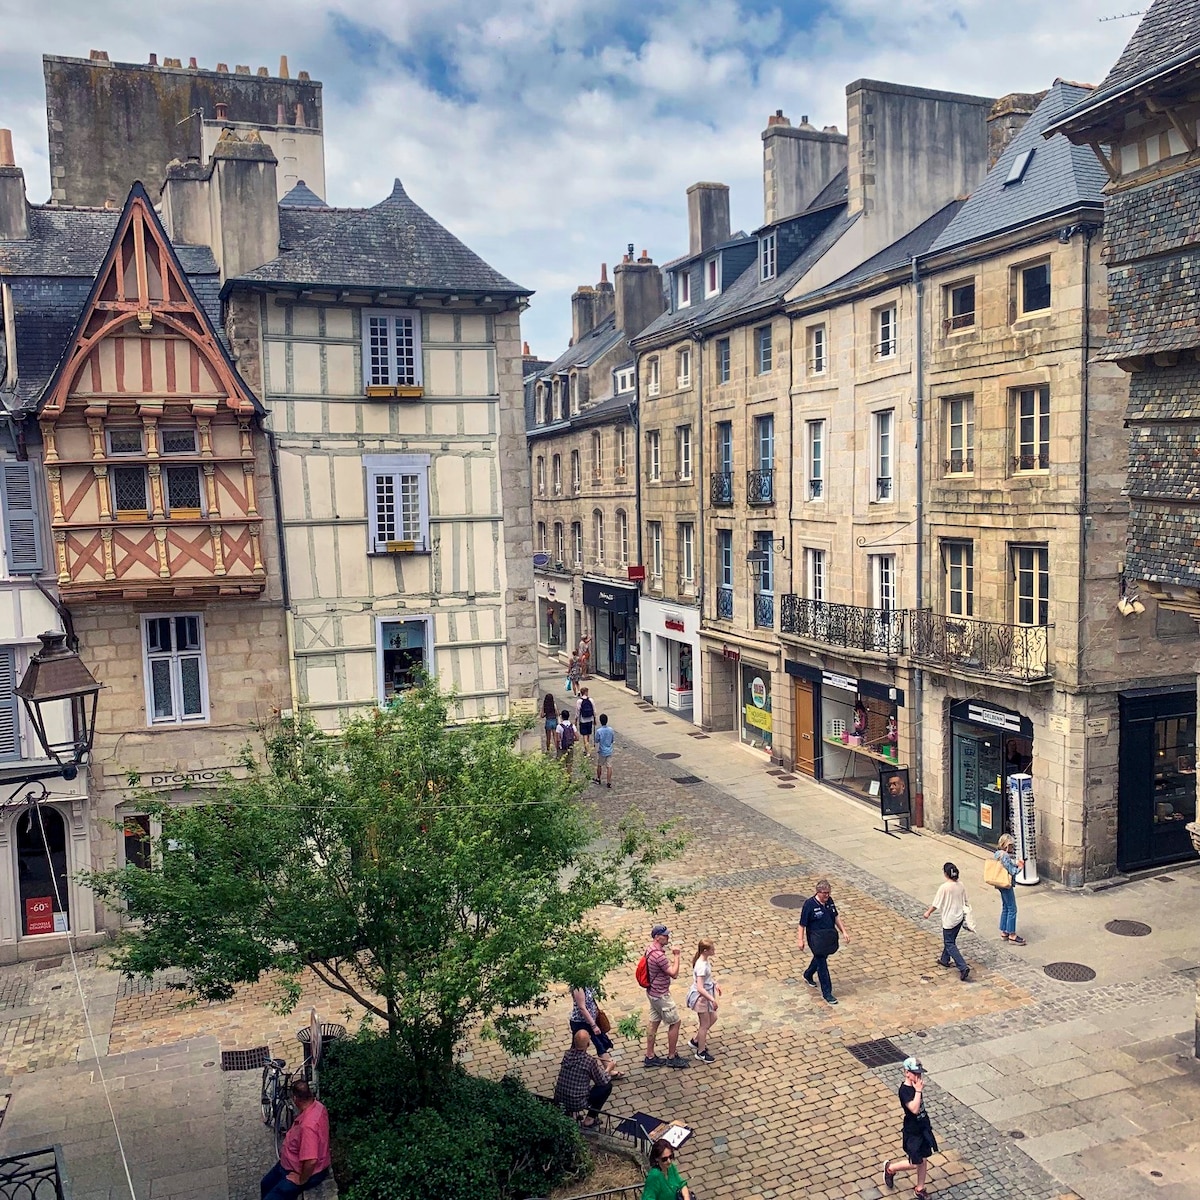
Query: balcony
753 592 774 628
716 585 733 619
910 610 1050 682
780 596 905 656
944 454 975 475
710 472 733 506
876 476 893 501
747 469 775 506
809 478 823 499
0 1147 70 1198
1011 448 1050 472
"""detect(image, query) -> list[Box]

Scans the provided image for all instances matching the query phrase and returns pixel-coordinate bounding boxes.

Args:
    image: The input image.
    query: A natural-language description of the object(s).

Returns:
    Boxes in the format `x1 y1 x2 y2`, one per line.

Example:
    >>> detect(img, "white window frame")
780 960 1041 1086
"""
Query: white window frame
572 521 583 567
537 522 547 553
677 347 692 389
875 305 897 359
363 308 423 388
648 430 661 481
555 522 565 564
804 548 825 602
807 420 824 500
756 414 774 472
945 395 975 475
617 509 629 565
142 613 210 726
873 410 894 502
679 522 695 586
808 324 826 374
872 554 896 611
649 521 663 580
1013 385 1051 472
678 425 693 481
759 232 777 281
552 454 563 495
756 325 772 375
1012 544 1050 627
365 453 431 553
536 456 546 496
571 449 581 492
754 531 774 595
677 271 691 309
705 256 722 298
593 511 605 565
718 529 733 588
716 337 731 384
592 431 603 479
375 614 434 703
647 356 660 398
944 541 975 618
616 367 635 394
616 427 628 476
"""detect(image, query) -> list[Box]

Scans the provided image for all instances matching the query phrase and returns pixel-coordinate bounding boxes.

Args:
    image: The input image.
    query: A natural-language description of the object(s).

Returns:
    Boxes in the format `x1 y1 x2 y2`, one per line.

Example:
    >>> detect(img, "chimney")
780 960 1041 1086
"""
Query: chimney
295 103 306 128
614 253 666 340
593 262 615 326
987 91 1046 167
762 108 848 224
208 129 280 279
215 102 229 123
279 55 290 79
189 57 198 69
686 183 730 256
149 53 158 66
161 156 213 247
571 284 596 343
0 130 30 241
277 103 287 126
522 341 532 357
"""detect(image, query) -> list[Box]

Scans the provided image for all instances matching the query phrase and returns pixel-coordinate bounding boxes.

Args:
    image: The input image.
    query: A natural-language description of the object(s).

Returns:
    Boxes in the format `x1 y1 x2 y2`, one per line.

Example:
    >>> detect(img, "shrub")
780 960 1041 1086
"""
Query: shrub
321 1027 421 1124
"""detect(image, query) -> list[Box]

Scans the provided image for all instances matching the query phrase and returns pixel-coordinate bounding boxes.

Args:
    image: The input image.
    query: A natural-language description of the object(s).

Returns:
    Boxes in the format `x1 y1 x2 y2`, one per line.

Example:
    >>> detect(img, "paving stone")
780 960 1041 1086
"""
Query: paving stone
1063 1070 1136 1100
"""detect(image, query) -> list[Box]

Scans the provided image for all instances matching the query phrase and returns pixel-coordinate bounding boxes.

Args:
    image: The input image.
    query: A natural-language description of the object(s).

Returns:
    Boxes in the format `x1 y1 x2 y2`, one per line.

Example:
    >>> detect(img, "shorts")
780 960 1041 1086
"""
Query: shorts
545 718 558 731
692 994 715 1013
648 993 680 1026
579 723 594 737
903 1132 936 1164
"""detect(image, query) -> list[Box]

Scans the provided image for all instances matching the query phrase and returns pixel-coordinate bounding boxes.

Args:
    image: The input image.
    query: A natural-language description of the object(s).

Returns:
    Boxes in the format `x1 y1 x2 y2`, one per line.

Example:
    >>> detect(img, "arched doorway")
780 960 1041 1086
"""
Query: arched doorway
15 807 70 937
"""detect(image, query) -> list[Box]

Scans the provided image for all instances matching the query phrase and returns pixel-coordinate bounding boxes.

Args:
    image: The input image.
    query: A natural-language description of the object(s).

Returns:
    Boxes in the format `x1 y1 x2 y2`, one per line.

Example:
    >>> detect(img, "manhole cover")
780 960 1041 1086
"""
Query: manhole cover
689 733 710 739
1155 875 1176 883
770 894 806 909
220 1047 269 1072
673 775 701 785
1105 919 1152 937
34 958 63 972
777 783 795 789
778 774 796 781
1043 962 1097 983
655 752 681 760
845 1037 907 1068
1009 1130 1025 1140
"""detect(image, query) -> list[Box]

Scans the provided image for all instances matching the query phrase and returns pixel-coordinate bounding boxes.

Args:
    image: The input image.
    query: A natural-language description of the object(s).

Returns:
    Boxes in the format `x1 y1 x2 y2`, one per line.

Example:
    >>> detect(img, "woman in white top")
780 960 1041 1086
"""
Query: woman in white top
923 862 971 982
687 940 720 1063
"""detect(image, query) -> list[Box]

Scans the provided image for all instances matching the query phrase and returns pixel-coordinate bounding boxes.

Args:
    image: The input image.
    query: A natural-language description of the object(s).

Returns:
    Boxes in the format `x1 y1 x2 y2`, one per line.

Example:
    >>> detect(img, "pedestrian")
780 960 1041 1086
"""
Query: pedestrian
923 862 971 981
260 1079 331 1199
685 939 720 1062
992 833 1027 945
578 632 592 678
594 713 615 788
542 692 558 754
567 652 583 694
556 709 578 773
797 878 849 1005
642 924 689 1069
641 1138 694 1200
576 687 596 754
883 1057 938 1199
568 983 622 1077
553 1029 612 1129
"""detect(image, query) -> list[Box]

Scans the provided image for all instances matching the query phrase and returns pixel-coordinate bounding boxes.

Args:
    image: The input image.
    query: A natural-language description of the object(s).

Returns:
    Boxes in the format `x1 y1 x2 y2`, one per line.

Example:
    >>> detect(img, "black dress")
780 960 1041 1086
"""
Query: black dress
899 1083 938 1164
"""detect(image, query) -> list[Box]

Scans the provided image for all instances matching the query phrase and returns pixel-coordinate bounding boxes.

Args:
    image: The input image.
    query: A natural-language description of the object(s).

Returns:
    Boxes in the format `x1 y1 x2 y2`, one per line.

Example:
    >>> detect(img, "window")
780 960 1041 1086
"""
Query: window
946 281 975 332
804 548 825 602
647 430 661 481
616 367 635 394
554 522 565 564
716 338 730 384
677 270 691 308
677 347 691 389
872 555 896 610
558 378 569 421
679 522 695 586
1005 148 1034 186
365 454 431 553
944 542 975 617
1 461 44 574
142 614 208 725
717 421 733 475
571 450 581 492
705 257 721 297
0 647 21 760
718 529 733 587
617 509 629 565
112 465 149 518
363 309 421 388
754 531 774 593
1012 545 1049 626
759 232 776 281
647 356 660 398
806 420 824 499
569 375 577 414
593 510 605 565
160 428 197 454
552 454 563 495
541 384 553 425
536 456 546 495
1019 261 1051 314
945 396 975 475
648 521 663 579
1013 385 1050 471
537 522 547 552
677 425 692 480
873 409 894 501
756 415 774 471
616 427 628 476
164 464 203 516
592 432 603 480
572 521 583 567
378 617 432 699
756 325 773 375
875 305 897 359
808 324 826 374
107 428 144 455
123 814 152 871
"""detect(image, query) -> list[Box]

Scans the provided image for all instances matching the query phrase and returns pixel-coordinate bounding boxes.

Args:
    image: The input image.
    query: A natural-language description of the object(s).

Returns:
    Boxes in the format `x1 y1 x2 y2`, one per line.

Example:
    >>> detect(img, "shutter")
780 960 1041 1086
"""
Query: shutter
0 648 19 759
2 462 43 574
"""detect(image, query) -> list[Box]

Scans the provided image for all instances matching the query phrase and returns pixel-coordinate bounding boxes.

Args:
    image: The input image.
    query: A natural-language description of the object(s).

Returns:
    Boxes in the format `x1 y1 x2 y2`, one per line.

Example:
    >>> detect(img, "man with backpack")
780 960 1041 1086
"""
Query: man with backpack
556 709 579 773
638 924 689 1069
576 687 596 754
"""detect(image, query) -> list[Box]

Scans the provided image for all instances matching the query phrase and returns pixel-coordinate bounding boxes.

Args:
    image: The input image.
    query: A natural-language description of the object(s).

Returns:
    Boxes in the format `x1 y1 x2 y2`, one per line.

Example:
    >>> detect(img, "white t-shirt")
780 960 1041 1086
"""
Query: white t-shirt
930 879 968 929
693 957 714 1000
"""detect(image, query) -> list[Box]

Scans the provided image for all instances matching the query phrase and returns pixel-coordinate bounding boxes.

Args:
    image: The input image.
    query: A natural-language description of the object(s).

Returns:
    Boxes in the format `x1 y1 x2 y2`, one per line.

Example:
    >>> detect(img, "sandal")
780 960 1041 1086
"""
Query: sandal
1008 935 1027 946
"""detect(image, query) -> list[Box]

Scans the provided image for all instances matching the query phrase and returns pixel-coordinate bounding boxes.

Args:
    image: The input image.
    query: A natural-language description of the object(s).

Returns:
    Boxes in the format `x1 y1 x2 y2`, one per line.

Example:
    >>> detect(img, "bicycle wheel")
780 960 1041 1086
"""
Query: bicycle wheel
274 1092 295 1155
260 1064 277 1126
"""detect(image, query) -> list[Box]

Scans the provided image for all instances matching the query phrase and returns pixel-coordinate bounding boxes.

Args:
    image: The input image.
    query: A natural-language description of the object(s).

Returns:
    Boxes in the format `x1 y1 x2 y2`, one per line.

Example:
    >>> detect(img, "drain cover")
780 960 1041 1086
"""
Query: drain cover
777 784 795 789
1008 1130 1025 1140
221 1047 269 1072
673 775 701 785
1043 962 1097 983
767 769 786 776
655 752 681 760
689 733 710 739
1105 919 1152 937
34 958 63 972
653 720 668 725
845 1037 907 1068
770 894 807 909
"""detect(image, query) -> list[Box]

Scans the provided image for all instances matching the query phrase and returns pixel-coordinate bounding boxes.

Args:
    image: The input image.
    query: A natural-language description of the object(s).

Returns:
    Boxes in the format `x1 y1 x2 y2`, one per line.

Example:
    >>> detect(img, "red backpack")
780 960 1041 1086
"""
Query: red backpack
634 952 650 990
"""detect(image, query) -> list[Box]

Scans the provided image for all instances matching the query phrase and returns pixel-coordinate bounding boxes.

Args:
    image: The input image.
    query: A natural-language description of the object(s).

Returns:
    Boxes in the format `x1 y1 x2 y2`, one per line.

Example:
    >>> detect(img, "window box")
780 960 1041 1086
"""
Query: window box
365 383 425 400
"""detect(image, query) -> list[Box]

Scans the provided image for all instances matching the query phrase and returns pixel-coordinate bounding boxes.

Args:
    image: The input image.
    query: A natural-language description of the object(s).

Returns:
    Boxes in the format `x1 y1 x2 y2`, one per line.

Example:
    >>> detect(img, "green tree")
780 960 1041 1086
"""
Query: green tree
87 679 683 1101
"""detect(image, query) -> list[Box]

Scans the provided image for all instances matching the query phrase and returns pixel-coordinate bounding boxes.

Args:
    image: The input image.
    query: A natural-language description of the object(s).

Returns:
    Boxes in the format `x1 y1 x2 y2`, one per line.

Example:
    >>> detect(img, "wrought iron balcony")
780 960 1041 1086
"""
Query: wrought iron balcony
753 592 774 628
809 478 823 499
710 472 733 506
910 610 1050 682
0 1147 70 1198
1011 448 1050 472
944 454 975 475
747 468 775 505
716 585 733 619
780 596 905 656
876 476 893 500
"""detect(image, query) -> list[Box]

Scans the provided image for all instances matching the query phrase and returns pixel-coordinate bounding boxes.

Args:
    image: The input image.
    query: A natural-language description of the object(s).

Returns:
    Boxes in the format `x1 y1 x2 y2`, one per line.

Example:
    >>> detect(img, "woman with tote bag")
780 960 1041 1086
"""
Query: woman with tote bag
985 834 1026 945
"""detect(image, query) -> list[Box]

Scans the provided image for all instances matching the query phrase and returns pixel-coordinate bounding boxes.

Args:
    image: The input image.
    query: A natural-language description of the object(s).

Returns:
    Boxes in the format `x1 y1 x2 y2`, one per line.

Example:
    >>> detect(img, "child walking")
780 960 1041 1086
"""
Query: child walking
594 714 615 787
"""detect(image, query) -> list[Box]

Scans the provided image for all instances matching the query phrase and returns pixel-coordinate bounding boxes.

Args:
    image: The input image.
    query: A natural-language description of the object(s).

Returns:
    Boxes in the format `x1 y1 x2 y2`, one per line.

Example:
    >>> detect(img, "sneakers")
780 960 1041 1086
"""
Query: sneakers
823 995 839 1005
688 1037 699 1050
607 781 612 789
665 1054 691 1069
960 966 971 982
643 1055 667 1068
694 1049 715 1063
883 1160 895 1190
937 958 953 968
803 974 818 988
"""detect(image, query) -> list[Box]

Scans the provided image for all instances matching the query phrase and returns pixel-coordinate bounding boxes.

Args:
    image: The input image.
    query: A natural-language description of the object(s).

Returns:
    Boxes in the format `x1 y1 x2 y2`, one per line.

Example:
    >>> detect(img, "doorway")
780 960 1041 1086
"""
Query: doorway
16 806 70 937
793 679 816 776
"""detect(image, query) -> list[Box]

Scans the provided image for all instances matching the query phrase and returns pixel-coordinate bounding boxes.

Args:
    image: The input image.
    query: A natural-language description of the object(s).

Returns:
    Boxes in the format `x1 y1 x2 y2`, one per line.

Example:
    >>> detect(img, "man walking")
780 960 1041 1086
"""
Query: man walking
883 1057 938 1198
594 713 615 787
643 924 689 1069
553 1028 612 1129
576 687 596 754
556 709 579 773
797 878 849 1005
260 1080 331 1198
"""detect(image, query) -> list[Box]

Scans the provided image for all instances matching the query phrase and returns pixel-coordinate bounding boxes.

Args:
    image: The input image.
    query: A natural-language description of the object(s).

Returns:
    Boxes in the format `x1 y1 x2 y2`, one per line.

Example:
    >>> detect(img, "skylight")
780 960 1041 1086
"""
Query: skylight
1005 149 1035 186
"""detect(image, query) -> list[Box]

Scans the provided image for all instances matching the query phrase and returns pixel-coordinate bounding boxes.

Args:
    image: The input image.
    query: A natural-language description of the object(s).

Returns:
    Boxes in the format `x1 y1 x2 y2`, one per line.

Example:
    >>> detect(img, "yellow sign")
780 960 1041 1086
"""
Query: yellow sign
510 698 538 718
744 704 773 733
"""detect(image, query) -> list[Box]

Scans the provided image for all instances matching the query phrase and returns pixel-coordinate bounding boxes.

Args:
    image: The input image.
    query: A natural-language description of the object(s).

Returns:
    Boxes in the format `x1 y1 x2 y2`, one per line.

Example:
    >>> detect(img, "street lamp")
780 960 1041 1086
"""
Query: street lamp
745 548 768 583
15 632 101 782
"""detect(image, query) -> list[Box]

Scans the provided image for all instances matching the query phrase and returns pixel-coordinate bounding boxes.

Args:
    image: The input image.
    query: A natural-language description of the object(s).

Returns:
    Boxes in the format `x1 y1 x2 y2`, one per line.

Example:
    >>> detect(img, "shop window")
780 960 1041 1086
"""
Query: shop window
378 617 432 700
17 806 70 936
740 663 772 752
143 614 208 725
123 815 152 871
821 686 901 800
1153 714 1197 832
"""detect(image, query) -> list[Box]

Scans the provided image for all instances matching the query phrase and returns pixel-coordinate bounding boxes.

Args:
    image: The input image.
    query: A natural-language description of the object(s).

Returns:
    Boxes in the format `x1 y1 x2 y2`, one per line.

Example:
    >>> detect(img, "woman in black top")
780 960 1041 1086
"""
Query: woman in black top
542 693 558 753
883 1057 938 1198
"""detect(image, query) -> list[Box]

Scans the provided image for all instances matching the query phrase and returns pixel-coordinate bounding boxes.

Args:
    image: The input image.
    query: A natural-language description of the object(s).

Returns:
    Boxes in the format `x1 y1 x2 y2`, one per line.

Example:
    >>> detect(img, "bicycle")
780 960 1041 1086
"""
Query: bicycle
260 1054 308 1154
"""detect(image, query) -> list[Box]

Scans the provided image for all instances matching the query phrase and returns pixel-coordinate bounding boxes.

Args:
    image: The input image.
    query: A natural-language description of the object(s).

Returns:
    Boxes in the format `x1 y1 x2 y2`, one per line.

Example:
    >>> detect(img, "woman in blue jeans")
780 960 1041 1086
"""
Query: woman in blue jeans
994 834 1026 945
923 862 970 981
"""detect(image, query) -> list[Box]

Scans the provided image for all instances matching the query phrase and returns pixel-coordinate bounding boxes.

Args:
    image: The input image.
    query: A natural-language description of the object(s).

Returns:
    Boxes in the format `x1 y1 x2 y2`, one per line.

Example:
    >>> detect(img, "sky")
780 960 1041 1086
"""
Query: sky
0 0 1137 358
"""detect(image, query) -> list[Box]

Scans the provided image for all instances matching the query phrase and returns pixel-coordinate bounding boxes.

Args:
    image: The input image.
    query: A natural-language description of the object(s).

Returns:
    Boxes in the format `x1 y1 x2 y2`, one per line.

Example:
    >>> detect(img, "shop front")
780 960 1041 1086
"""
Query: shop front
640 597 702 724
740 661 774 752
535 575 570 654
582 579 638 685
1117 685 1198 872
949 699 1034 848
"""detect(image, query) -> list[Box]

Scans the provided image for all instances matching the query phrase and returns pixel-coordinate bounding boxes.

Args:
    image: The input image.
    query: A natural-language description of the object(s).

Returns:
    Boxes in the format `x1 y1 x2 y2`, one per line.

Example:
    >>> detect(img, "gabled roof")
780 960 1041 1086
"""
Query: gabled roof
929 83 1106 254
232 178 530 296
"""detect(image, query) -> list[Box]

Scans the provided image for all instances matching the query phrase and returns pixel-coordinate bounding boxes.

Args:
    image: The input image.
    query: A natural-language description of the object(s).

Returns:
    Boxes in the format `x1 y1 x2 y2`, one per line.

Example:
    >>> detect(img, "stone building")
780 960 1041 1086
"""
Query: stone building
1048 0 1200 874
526 256 663 684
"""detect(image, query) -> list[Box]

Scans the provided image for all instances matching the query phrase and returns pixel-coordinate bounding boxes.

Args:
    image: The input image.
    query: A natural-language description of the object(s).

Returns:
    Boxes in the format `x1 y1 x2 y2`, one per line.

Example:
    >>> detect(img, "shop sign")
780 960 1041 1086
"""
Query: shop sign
822 671 858 694
25 897 54 936
722 645 740 662
951 699 1032 737
533 552 550 567
664 614 685 632
628 565 646 581
750 676 768 708
744 704 773 733
583 579 636 612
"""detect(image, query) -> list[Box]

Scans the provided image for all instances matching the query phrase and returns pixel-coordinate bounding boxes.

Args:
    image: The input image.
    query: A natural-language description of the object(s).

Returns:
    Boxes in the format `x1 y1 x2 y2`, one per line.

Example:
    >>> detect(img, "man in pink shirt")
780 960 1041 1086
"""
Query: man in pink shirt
261 1080 332 1198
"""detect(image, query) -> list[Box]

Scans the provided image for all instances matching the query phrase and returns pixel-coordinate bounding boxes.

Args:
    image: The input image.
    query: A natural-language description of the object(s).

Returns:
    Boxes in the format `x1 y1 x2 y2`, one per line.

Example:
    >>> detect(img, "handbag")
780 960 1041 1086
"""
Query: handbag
595 1009 611 1034
962 902 976 933
808 926 839 956
984 856 1013 889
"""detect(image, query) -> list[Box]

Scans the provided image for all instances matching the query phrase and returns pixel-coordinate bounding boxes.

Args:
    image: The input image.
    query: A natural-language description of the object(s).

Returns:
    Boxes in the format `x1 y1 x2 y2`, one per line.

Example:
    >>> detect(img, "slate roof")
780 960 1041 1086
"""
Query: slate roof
530 313 623 382
806 167 850 213
233 178 530 296
929 83 1106 254
279 180 328 208
0 207 120 276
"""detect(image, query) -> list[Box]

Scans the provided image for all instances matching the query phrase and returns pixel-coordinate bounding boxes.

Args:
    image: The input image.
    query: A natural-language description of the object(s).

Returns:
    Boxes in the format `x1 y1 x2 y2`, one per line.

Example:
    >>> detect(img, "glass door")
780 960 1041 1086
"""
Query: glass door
952 724 1004 846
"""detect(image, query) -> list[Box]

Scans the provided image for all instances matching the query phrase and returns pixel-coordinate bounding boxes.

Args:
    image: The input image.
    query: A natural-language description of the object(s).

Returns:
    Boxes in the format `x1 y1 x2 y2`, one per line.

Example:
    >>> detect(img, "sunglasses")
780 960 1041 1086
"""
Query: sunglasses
658 1154 674 1163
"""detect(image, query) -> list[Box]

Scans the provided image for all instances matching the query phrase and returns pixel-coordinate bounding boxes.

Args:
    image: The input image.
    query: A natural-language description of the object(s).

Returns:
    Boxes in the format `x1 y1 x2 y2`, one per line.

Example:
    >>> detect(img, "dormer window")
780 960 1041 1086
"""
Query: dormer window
677 270 691 308
705 257 721 298
615 367 635 395
759 232 777 282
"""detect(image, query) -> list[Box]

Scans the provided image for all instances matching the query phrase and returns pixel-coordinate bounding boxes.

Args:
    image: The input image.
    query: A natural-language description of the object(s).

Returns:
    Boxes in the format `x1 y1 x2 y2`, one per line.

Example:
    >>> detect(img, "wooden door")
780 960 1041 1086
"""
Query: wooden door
794 680 816 776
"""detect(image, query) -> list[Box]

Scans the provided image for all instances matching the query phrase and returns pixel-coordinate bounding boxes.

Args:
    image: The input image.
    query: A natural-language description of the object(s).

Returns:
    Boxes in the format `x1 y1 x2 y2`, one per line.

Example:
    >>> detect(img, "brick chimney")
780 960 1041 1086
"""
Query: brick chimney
615 252 665 341
571 284 596 344
987 92 1047 167
762 109 848 224
687 183 730 256
592 263 615 326
0 130 30 241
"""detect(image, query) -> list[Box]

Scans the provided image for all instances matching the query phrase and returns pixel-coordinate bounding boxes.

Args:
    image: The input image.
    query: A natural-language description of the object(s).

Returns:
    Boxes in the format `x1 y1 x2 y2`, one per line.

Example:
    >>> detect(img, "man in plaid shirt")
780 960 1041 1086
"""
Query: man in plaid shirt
553 1029 612 1126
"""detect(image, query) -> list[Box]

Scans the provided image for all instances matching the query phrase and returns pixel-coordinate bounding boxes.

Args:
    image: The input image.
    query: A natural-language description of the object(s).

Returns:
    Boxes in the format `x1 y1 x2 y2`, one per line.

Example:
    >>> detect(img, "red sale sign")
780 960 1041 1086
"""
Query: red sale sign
24 897 54 936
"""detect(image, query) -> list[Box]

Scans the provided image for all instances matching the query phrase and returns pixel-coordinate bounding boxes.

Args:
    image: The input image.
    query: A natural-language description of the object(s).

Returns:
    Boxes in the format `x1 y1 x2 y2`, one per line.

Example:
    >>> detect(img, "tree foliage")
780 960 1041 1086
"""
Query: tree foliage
87 679 684 1099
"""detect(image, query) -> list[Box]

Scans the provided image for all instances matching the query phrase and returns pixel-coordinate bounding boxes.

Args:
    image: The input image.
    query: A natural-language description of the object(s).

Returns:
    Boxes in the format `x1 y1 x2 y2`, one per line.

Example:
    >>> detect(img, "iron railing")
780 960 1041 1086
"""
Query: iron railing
0 1147 70 1199
1011 448 1050 471
909 610 1051 681
747 469 775 505
710 472 733 506
944 454 975 474
716 586 733 619
809 478 823 498
780 596 905 656
753 593 774 628
876 476 893 500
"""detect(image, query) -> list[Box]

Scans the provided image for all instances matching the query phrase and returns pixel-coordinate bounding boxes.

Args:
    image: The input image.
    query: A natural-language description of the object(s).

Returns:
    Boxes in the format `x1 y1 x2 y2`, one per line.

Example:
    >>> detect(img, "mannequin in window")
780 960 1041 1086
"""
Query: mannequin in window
852 700 868 739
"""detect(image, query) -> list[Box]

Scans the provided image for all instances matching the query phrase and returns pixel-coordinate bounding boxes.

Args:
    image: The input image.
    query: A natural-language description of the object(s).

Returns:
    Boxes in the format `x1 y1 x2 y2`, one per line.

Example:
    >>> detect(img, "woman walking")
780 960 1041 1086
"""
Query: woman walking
542 693 558 753
883 1057 938 1199
923 862 971 981
568 984 622 1078
686 940 720 1062
994 834 1027 945
641 1139 694 1200
567 652 583 695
